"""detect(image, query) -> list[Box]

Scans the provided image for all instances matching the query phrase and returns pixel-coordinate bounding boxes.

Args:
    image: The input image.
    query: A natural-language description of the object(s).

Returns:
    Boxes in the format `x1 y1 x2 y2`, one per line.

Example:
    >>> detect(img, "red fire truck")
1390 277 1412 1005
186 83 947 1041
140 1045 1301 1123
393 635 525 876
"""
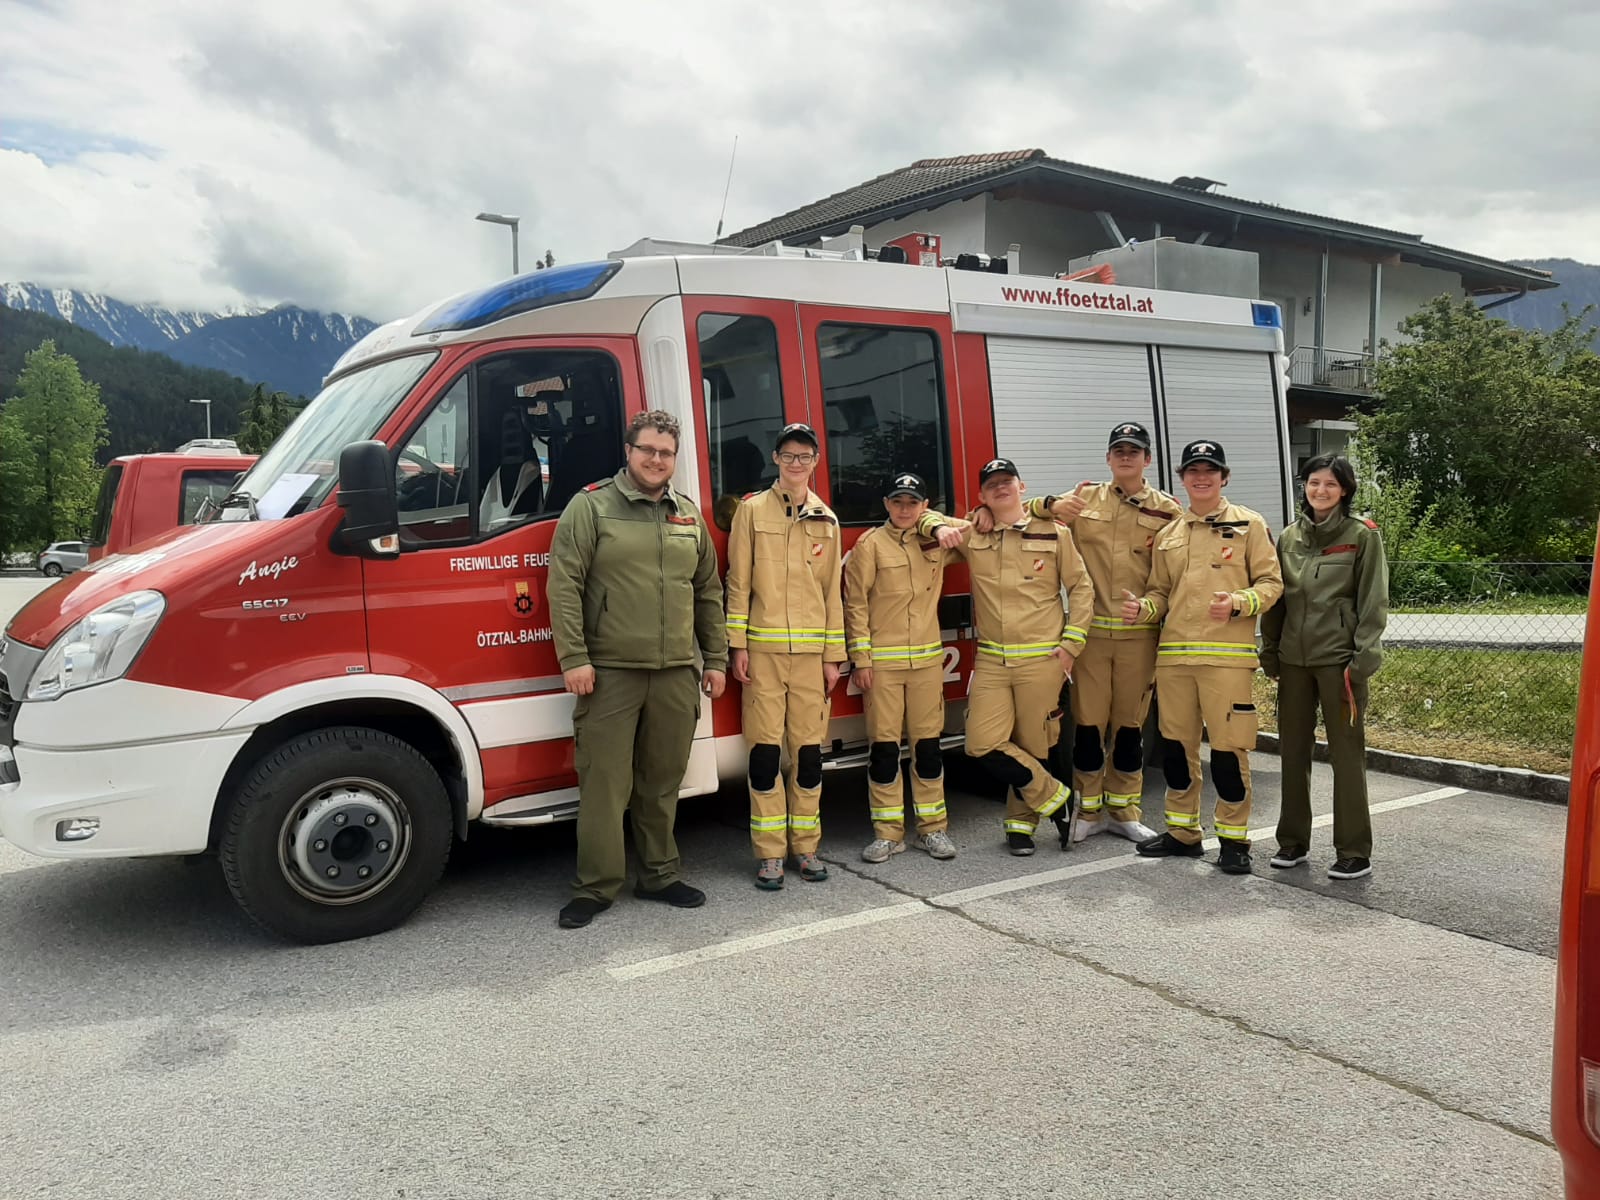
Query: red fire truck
1554 529 1600 1196
87 447 258 563
0 247 1291 942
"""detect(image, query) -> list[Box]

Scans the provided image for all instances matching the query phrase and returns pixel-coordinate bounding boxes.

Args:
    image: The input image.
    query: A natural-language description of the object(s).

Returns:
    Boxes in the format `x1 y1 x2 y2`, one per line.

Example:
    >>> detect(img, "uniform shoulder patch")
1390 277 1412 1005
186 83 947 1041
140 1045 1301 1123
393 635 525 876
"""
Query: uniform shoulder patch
583 479 612 493
741 491 759 501
1360 517 1379 530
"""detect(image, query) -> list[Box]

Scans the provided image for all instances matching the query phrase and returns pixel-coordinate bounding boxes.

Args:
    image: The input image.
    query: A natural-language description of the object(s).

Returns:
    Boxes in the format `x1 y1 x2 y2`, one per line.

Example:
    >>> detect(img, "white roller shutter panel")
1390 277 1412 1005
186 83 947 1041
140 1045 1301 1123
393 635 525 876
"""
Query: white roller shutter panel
987 338 1157 494
1159 348 1290 532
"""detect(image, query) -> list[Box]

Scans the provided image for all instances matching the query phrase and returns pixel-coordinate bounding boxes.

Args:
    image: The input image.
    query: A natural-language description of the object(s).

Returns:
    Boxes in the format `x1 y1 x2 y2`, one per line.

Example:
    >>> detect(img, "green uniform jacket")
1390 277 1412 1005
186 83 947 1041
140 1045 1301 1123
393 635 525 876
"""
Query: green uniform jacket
548 470 729 675
1260 511 1389 679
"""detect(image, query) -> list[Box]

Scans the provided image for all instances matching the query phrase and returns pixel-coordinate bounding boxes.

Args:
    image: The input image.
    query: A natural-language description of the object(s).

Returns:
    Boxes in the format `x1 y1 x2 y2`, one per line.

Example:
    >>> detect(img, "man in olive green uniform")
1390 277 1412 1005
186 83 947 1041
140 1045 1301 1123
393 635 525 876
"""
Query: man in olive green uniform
1261 461 1389 879
548 410 728 929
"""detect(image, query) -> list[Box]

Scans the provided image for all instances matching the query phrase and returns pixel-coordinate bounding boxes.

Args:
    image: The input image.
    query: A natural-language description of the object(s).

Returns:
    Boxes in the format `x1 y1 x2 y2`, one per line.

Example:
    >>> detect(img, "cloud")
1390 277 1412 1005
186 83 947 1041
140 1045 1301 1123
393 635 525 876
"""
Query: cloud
0 0 1594 322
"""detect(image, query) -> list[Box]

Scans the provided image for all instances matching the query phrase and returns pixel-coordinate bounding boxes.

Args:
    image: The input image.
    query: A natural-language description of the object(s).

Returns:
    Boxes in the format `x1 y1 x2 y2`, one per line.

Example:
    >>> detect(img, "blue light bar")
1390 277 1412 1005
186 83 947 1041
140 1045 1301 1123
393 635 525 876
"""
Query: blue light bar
1251 302 1283 329
415 260 622 335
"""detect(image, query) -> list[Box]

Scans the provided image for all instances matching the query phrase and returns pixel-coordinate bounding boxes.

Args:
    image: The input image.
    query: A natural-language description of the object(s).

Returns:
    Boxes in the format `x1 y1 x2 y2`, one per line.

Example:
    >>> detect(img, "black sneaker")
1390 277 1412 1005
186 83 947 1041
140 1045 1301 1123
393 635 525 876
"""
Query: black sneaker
1328 857 1373 880
1269 846 1309 869
1217 839 1253 875
557 897 612 929
1135 832 1204 858
633 881 707 908
1050 808 1074 851
1007 831 1036 856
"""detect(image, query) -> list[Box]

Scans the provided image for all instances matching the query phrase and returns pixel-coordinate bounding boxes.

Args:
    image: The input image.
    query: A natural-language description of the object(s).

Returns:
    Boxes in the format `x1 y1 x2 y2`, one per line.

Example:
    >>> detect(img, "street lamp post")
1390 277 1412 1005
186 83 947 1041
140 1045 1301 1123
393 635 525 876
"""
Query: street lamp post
475 211 521 275
189 397 212 440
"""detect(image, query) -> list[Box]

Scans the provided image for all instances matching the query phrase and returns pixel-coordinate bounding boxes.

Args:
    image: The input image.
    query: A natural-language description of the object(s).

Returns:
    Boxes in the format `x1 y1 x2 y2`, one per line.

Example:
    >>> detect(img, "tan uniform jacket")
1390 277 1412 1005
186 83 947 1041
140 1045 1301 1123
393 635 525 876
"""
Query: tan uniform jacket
1133 499 1283 668
843 514 956 671
1029 481 1182 640
725 484 846 661
953 514 1095 665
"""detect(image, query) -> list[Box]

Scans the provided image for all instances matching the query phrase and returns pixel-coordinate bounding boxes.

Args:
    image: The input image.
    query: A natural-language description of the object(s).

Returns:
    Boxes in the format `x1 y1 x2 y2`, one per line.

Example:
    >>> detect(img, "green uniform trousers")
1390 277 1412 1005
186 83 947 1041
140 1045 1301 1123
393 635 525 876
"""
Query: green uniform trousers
571 665 701 903
1275 663 1372 860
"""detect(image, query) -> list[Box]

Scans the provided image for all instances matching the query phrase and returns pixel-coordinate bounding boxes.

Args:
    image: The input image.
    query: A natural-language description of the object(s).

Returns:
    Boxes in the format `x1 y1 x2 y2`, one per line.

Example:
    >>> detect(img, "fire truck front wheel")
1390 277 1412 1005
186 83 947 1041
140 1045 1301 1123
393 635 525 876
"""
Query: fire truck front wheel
219 725 453 944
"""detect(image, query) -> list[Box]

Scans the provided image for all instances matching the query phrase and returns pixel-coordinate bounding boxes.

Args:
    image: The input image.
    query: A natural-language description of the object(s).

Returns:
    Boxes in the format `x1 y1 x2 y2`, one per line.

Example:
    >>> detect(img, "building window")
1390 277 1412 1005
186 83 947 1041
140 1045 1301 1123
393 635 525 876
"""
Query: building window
699 313 786 528
815 323 949 523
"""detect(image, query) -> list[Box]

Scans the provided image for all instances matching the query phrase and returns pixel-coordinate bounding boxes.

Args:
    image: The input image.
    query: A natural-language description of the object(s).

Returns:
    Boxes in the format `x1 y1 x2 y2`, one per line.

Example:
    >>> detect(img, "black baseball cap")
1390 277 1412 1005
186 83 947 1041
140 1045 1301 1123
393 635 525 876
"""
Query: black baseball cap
1179 439 1227 469
1108 421 1152 451
978 457 1020 484
884 472 927 500
775 422 819 450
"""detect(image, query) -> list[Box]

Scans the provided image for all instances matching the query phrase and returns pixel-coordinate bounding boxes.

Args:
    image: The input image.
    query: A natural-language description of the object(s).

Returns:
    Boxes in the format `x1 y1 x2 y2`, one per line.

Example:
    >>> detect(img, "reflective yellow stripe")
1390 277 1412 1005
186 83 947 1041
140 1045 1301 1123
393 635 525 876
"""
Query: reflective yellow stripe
848 638 872 653
1139 597 1158 623
1164 810 1200 828
1078 793 1104 812
750 815 788 830
1036 781 1071 818
1061 625 1088 647
913 801 946 817
869 806 904 821
1104 792 1140 808
788 814 820 830
748 624 828 635
1158 641 1257 657
977 639 1059 662
1004 819 1036 834
1215 823 1250 840
1239 589 1262 617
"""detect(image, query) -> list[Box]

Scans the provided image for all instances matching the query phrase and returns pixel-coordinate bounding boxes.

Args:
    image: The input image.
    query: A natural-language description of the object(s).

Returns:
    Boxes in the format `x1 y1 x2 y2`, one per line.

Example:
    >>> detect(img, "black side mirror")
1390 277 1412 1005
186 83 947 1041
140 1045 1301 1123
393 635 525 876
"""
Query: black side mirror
336 440 399 554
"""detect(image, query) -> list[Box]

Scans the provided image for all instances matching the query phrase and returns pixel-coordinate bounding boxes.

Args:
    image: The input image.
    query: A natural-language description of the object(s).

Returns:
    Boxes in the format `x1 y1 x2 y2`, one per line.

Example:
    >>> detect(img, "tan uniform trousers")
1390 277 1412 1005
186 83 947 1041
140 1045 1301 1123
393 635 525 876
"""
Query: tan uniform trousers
863 663 948 841
1155 663 1258 845
743 650 829 859
1070 635 1157 821
966 656 1070 834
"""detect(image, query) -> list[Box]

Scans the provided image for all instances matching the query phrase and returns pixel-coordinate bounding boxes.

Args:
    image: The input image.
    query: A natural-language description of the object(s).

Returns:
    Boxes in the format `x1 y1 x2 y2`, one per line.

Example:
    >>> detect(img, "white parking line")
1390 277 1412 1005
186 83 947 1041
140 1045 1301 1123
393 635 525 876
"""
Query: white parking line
608 784 1471 980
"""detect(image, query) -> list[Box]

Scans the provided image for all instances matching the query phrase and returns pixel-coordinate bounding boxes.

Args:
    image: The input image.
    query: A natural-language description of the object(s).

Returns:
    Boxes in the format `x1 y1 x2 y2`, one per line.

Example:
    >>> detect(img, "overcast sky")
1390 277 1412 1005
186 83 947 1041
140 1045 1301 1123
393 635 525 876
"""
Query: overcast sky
3 0 1596 321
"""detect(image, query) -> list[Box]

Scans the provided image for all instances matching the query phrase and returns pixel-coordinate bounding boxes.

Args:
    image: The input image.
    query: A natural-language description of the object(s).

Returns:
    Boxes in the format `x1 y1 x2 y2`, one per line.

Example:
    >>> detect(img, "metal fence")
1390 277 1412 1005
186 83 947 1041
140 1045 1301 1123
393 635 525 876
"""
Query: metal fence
1254 560 1591 776
1287 345 1376 392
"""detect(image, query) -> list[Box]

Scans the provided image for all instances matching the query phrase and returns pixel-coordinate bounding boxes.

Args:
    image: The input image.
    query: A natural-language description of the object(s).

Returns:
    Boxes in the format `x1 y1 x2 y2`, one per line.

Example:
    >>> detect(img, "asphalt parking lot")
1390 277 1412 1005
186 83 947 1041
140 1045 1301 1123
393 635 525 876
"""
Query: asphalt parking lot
0 572 1568 1198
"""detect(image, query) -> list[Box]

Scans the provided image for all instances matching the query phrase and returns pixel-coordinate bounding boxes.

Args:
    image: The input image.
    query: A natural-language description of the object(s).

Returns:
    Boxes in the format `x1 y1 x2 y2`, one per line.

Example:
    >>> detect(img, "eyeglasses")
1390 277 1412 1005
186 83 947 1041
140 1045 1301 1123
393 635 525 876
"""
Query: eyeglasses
629 444 677 461
777 451 818 466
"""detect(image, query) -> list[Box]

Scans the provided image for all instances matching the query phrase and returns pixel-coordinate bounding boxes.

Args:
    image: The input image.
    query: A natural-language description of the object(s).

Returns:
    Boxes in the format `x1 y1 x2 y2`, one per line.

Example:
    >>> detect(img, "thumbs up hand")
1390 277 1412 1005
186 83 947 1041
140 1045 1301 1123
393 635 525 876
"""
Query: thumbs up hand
1051 481 1094 523
1210 591 1237 621
1120 589 1143 624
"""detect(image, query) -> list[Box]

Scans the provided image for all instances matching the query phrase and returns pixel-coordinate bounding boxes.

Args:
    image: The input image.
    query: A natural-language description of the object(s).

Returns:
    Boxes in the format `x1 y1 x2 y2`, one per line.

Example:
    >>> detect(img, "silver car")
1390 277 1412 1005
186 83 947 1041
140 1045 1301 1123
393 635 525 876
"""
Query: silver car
37 541 88 577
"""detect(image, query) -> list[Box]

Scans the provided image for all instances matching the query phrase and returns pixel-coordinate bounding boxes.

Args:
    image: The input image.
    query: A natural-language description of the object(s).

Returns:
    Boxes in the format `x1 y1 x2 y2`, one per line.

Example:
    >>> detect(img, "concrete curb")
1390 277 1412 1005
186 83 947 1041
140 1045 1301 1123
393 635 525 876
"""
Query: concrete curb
1254 731 1571 805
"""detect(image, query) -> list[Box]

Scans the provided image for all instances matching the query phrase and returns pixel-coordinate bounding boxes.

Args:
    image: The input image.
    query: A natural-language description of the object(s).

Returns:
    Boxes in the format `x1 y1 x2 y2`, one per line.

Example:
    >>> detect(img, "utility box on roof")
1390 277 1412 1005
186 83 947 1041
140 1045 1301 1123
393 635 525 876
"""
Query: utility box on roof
1068 238 1260 300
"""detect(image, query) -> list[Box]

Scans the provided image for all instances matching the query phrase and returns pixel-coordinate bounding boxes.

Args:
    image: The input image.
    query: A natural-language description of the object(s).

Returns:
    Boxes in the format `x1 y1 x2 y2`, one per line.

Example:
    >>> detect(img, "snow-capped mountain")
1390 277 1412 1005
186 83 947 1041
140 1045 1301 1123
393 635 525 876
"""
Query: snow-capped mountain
0 283 376 396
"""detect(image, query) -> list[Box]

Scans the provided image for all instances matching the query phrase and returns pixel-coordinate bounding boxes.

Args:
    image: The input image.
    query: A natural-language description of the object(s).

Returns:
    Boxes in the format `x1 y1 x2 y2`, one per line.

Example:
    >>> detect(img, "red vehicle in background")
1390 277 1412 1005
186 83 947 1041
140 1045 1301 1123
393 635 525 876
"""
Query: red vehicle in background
87 446 257 562
1555 532 1600 1196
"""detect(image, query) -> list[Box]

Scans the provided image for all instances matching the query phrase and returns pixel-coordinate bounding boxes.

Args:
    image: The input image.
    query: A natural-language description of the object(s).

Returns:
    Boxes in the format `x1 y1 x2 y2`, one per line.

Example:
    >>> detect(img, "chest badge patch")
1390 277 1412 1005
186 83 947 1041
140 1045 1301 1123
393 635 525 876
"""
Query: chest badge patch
1032 558 1045 572
1220 546 1234 560
811 542 824 557
1145 535 1155 548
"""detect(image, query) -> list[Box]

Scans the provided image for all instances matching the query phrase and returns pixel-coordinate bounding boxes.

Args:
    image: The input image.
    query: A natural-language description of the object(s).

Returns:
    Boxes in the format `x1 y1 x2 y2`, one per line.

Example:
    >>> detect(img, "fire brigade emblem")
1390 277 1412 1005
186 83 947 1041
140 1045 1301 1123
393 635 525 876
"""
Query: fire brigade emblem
812 542 824 557
507 579 541 619
1192 442 1215 456
1221 546 1234 560
1032 558 1045 572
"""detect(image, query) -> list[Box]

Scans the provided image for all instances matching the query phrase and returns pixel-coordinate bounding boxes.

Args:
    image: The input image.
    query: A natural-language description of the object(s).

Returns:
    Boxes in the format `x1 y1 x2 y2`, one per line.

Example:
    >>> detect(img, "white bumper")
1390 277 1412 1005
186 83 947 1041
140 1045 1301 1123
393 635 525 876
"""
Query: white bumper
0 732 252 857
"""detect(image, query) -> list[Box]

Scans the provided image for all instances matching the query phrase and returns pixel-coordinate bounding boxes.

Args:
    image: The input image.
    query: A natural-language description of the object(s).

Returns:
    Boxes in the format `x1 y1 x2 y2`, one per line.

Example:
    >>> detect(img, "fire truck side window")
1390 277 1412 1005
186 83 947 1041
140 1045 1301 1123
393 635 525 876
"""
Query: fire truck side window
395 375 472 545
814 323 950 524
698 313 786 530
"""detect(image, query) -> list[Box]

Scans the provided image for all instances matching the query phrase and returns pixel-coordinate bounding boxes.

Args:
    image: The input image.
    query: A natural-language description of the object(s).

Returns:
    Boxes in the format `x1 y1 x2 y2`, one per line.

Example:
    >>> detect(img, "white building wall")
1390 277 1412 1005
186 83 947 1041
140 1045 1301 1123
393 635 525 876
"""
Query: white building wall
860 196 989 259
983 196 1109 277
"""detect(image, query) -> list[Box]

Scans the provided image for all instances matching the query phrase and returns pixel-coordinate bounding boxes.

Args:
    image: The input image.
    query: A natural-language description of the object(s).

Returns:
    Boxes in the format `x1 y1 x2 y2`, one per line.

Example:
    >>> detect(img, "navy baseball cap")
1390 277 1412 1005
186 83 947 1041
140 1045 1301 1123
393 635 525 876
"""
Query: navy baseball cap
1108 421 1152 451
775 422 819 450
884 472 927 500
1179 439 1227 469
978 457 1020 484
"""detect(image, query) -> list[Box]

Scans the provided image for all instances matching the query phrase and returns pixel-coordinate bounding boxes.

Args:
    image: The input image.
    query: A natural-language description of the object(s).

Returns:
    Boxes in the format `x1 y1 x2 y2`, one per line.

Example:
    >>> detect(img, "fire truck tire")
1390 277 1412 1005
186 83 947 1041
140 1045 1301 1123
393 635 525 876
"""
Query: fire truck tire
219 725 453 944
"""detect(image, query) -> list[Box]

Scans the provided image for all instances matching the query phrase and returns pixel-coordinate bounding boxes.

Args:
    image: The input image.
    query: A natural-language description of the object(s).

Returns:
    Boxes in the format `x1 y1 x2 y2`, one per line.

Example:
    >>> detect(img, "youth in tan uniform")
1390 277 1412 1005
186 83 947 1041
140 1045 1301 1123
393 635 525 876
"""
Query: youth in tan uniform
843 472 966 864
1024 421 1182 843
953 458 1094 856
725 423 845 890
1123 439 1282 874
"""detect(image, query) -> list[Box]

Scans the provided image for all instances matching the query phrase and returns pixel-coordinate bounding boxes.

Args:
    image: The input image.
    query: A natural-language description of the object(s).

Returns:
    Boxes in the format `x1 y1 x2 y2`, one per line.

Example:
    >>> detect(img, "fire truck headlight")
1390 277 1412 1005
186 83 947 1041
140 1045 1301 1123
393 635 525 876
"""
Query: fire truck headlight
24 590 167 702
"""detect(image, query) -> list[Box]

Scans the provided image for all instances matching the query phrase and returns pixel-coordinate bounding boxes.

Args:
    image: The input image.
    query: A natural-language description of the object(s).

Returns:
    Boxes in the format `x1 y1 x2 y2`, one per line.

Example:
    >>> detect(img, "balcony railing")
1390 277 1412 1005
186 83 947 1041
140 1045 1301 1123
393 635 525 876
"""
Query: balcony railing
1289 345 1376 393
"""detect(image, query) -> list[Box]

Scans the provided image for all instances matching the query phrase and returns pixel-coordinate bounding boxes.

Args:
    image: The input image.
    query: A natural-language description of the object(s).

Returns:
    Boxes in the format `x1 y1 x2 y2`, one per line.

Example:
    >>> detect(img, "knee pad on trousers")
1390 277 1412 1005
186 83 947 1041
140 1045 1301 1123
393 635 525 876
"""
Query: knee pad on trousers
1072 724 1104 773
979 750 1032 789
1211 748 1247 803
1161 738 1191 790
913 737 944 780
1111 726 1144 774
748 743 781 792
796 744 823 789
868 741 901 785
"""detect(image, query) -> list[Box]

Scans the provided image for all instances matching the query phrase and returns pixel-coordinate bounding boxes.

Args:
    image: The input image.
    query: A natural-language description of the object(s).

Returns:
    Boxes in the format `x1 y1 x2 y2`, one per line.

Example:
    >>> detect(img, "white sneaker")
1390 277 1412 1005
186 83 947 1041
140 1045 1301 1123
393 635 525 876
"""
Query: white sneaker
1071 815 1107 843
1105 817 1157 842
1270 849 1309 869
861 838 906 864
914 830 958 859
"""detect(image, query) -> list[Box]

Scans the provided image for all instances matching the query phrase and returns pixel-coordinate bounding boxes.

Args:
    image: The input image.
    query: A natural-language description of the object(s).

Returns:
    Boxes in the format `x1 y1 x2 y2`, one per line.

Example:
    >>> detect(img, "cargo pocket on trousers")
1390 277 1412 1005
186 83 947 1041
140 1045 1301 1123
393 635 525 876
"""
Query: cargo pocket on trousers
1225 702 1258 749
1044 706 1064 748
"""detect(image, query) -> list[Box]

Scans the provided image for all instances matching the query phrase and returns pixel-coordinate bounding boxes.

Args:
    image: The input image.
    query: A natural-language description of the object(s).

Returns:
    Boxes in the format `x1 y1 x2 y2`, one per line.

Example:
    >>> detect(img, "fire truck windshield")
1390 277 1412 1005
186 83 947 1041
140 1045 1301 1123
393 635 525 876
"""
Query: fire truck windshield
216 352 438 522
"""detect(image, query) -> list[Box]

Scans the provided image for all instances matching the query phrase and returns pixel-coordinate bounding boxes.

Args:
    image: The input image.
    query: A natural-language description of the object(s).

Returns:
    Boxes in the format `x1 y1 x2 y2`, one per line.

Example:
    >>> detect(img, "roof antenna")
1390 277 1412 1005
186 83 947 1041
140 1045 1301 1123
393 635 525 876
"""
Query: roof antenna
713 134 739 248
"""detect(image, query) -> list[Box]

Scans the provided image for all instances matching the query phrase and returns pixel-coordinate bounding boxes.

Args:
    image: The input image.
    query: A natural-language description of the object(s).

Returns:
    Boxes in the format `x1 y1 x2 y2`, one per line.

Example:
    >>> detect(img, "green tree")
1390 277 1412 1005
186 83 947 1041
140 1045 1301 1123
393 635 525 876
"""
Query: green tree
0 341 109 547
235 383 295 454
1358 295 1600 559
0 413 41 557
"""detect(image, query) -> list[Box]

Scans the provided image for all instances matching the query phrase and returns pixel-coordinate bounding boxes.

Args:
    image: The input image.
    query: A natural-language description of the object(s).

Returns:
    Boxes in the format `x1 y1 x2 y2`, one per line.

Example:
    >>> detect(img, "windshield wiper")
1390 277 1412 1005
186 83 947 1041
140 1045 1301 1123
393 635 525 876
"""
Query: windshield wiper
219 490 260 520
